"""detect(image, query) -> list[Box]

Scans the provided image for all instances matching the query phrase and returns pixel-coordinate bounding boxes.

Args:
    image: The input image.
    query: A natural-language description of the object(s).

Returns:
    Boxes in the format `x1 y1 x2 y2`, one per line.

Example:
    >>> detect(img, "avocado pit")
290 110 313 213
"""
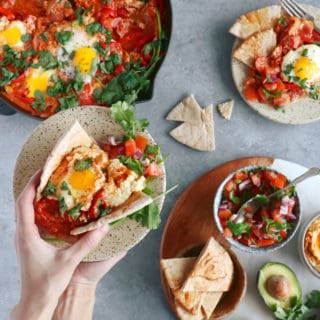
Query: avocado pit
266 275 291 301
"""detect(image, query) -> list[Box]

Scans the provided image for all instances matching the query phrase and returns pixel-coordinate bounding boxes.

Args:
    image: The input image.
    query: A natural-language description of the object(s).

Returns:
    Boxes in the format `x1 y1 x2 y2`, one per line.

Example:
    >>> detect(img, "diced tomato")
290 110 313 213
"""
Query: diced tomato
258 87 268 103
135 135 148 152
102 142 125 159
255 56 268 74
234 171 247 181
223 227 233 238
271 173 287 189
117 8 129 18
238 237 249 246
244 81 259 101
125 138 137 156
114 64 125 75
260 208 269 219
279 230 287 239
264 170 277 182
313 30 320 41
120 32 155 52
256 239 275 247
101 7 118 18
264 82 278 92
79 83 94 105
300 23 314 43
218 209 232 220
272 93 291 107
145 162 163 177
225 179 236 192
285 82 301 91
0 7 15 20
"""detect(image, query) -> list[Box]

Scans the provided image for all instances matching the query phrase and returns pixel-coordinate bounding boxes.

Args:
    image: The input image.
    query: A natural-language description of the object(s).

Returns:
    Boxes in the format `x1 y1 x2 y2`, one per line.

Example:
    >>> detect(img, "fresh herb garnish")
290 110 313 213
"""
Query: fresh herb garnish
38 51 58 70
61 181 71 194
42 181 57 197
55 30 73 45
278 17 287 26
263 88 282 98
118 155 143 175
129 202 161 229
74 158 93 171
226 220 251 237
39 31 48 42
98 206 112 217
0 68 16 86
31 90 46 112
57 94 78 111
254 194 271 207
68 203 83 220
58 196 68 215
229 191 241 204
263 218 292 234
21 33 31 43
111 101 149 139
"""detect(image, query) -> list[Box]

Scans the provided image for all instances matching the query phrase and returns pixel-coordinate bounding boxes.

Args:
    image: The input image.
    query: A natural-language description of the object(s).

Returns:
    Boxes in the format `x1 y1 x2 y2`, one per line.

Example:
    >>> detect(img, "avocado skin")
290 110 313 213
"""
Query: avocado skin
257 262 302 311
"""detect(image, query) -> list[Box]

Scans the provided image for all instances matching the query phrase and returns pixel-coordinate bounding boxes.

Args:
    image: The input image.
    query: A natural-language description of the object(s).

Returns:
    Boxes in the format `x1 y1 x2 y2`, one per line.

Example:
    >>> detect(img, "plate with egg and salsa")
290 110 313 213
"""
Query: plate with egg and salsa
231 4 320 124
13 105 166 261
0 0 171 118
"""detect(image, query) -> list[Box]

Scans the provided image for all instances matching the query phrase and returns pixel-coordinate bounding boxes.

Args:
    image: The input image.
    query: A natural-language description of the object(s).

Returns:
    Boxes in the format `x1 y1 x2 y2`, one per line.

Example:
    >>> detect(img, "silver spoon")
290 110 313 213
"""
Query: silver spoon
231 167 320 224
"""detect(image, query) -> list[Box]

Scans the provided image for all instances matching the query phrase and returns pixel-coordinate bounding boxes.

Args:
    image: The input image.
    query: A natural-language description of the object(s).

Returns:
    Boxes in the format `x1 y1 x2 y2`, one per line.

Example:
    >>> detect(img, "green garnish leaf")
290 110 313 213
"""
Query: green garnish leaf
57 94 78 111
129 202 161 229
21 33 31 43
254 194 270 207
31 90 46 112
42 181 57 197
68 203 83 220
118 156 143 175
74 158 93 171
61 181 71 194
229 191 241 204
142 187 153 195
226 220 251 237
0 68 16 86
98 206 112 217
278 17 287 26
58 196 68 215
55 30 73 45
38 51 58 70
40 31 48 42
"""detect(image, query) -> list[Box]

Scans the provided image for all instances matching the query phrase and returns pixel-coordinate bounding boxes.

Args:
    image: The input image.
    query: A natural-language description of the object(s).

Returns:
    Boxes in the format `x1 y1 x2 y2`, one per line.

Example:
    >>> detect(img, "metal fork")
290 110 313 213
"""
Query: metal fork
280 0 320 33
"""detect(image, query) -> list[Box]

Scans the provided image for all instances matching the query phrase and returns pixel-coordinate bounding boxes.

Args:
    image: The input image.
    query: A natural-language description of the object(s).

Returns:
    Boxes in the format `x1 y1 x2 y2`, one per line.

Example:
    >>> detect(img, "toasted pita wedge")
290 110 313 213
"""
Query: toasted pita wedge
233 29 277 68
167 95 203 123
70 192 153 235
170 105 215 152
176 305 204 320
218 100 234 120
201 292 223 319
229 5 281 39
182 237 234 292
36 120 94 200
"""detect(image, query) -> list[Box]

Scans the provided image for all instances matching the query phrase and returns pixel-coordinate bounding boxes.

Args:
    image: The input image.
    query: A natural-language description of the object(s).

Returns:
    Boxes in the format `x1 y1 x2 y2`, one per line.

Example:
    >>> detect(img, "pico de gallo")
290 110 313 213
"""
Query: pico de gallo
218 168 298 248
0 0 168 117
244 15 320 110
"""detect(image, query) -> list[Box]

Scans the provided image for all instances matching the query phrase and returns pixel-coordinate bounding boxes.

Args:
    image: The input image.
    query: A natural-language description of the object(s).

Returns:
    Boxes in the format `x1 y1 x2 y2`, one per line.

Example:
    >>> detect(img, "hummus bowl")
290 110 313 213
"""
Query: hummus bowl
299 214 320 278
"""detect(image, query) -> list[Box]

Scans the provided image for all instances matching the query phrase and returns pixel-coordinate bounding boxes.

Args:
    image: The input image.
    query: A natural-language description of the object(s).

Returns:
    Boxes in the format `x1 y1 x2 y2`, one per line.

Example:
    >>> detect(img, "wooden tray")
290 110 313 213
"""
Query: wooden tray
160 156 273 319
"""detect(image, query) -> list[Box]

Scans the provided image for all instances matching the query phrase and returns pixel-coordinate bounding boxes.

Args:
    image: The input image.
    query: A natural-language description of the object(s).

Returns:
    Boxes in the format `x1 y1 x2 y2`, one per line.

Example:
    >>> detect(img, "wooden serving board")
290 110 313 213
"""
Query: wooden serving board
160 156 274 319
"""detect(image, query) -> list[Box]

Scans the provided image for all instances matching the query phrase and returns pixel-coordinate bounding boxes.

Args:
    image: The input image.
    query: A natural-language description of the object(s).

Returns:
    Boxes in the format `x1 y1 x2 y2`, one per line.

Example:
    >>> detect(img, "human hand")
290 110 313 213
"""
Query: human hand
11 170 112 320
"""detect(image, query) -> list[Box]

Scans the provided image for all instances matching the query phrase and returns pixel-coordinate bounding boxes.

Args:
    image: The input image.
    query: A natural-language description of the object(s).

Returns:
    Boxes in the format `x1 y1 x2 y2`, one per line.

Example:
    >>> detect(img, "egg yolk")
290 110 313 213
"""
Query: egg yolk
0 27 22 46
73 47 97 73
26 69 51 98
294 57 319 81
68 169 96 191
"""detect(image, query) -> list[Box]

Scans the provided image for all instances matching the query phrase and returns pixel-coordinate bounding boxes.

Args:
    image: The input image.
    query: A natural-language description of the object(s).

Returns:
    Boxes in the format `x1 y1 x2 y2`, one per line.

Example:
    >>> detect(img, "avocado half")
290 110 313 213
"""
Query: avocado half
257 262 302 311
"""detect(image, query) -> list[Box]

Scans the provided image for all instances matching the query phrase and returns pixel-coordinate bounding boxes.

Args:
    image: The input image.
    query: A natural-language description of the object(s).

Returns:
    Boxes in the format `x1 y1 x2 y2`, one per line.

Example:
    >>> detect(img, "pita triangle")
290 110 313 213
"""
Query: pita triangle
167 95 203 123
169 105 215 151
218 100 234 120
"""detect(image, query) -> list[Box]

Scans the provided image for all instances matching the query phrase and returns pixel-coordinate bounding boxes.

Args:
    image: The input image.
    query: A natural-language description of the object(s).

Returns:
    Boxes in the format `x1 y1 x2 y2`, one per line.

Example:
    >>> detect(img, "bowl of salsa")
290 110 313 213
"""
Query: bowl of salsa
213 166 301 253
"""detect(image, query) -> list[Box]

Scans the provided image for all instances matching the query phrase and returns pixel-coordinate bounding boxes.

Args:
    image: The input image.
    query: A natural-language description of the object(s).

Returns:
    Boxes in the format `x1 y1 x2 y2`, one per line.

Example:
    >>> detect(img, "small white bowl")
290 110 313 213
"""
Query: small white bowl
299 214 320 278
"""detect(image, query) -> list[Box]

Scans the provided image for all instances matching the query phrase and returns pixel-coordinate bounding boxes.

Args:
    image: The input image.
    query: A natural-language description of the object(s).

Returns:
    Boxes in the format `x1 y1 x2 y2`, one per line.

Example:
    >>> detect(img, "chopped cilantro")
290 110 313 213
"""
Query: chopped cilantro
31 90 46 112
98 206 112 217
142 187 153 195
0 68 16 86
129 202 161 229
42 181 57 197
302 48 309 57
74 158 93 171
55 31 73 45
278 17 287 26
262 88 282 98
57 94 78 111
38 51 58 70
229 191 241 204
226 220 251 237
58 196 68 215
21 33 31 43
40 31 48 42
263 218 292 234
68 203 83 220
61 181 71 194
254 194 270 207
118 155 143 175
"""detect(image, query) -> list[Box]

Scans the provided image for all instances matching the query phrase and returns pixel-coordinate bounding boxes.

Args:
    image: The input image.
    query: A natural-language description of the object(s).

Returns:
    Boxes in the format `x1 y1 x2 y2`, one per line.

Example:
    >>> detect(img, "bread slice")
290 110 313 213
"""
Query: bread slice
182 237 234 292
229 5 281 39
169 105 215 152
167 95 203 124
201 292 224 319
233 28 277 68
218 100 234 120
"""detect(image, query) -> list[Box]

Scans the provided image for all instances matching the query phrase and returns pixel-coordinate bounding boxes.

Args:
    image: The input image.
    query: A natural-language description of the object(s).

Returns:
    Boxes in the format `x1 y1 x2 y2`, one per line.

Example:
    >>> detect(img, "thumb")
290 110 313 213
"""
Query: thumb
68 224 110 263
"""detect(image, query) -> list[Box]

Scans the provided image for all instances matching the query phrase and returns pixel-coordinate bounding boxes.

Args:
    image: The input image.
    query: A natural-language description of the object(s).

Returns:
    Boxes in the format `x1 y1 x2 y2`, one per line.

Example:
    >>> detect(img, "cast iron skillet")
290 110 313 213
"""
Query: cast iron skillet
0 0 173 118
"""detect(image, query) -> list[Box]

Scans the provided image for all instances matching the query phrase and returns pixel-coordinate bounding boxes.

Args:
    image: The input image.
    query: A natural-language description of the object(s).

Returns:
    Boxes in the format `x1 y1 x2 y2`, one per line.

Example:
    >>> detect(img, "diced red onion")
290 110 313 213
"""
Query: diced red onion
270 75 279 82
239 179 251 191
134 150 143 159
287 213 296 220
280 204 289 216
251 174 261 187
219 203 228 210
252 228 262 239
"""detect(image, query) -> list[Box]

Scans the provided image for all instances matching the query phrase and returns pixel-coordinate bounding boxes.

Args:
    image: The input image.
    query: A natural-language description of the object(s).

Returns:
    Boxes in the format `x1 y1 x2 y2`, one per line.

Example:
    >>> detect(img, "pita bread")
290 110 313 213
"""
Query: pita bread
201 292 223 319
232 29 277 68
229 5 281 39
170 105 215 152
176 305 204 320
218 100 234 120
182 238 234 292
36 120 94 200
167 95 203 124
70 192 153 235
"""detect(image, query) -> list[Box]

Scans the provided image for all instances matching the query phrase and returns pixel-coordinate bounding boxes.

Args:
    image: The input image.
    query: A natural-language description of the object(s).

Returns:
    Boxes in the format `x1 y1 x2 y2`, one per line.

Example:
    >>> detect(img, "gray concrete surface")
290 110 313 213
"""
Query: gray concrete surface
1 0 320 319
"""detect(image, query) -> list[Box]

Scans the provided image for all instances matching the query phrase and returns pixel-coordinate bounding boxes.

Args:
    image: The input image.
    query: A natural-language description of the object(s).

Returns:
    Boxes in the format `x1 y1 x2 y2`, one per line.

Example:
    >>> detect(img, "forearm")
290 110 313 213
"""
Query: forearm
53 284 96 320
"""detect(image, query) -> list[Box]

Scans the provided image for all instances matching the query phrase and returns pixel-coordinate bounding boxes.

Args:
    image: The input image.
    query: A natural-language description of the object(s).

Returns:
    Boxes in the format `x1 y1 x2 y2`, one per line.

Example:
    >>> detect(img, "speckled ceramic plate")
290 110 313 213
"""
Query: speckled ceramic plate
13 106 166 262
231 4 320 125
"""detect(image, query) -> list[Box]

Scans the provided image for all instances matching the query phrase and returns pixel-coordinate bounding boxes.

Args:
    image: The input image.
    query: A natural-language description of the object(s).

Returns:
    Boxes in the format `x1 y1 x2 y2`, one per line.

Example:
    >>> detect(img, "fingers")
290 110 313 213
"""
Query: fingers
68 224 110 263
15 170 42 232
